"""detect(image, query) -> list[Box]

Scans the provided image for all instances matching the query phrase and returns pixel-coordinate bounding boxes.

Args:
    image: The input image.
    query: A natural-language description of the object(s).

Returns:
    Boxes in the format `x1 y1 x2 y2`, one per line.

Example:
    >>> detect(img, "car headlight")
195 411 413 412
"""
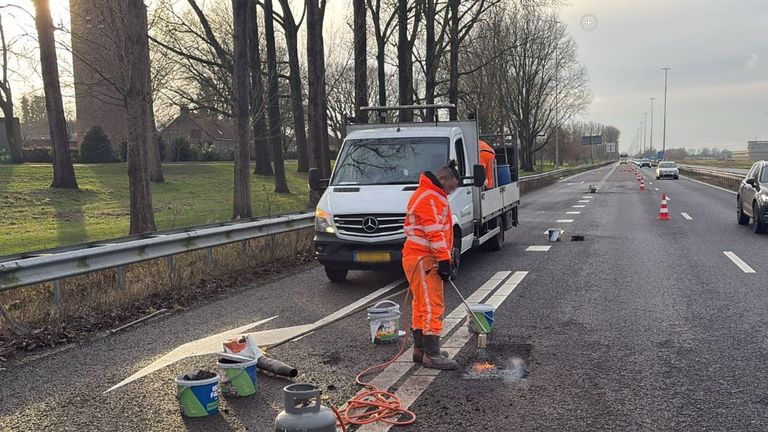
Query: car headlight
315 208 335 233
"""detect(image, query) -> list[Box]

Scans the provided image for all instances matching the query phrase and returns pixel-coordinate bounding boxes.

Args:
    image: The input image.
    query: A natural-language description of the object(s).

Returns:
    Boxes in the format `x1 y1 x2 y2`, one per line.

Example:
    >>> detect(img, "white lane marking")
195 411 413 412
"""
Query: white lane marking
357 272 530 432
724 251 756 274
109 277 407 392
680 175 737 195
654 187 659 191
681 212 693 220
527 245 551 251
573 205 586 208
567 211 581 214
543 229 565 235
581 196 592 199
556 219 574 223
665 195 670 200
580 181 585 184
578 200 590 203
649 182 653 185
351 272 513 412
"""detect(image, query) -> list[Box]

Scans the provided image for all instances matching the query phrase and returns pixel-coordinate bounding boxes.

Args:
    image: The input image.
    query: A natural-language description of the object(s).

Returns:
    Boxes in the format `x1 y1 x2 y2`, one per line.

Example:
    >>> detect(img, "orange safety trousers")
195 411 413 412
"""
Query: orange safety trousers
402 254 445 336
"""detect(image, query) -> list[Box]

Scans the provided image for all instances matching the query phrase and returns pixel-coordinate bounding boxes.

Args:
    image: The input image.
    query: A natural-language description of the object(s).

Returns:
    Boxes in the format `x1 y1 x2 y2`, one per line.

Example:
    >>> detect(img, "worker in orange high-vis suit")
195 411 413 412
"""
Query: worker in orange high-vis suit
479 140 496 188
402 161 460 370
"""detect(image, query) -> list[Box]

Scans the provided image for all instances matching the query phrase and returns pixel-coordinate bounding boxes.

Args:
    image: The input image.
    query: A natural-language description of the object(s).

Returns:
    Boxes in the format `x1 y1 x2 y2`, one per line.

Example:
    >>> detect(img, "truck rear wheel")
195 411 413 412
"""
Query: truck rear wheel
324 267 348 282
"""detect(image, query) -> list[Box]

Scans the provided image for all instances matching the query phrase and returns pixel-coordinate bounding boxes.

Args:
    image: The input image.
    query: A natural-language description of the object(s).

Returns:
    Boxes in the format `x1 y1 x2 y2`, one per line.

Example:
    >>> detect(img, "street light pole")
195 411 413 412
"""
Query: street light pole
643 112 647 156
553 20 561 168
649 97 655 155
661 67 670 160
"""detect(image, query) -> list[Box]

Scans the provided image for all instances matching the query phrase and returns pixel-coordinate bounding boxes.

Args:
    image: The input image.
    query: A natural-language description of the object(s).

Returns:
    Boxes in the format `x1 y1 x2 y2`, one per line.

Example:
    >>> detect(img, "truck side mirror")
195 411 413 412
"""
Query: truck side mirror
472 164 486 188
746 178 756 187
308 168 321 191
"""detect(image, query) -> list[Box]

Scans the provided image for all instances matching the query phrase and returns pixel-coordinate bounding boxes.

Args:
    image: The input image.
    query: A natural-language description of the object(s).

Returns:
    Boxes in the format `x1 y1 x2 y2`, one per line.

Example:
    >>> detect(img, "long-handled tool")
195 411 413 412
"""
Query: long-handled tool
447 278 490 348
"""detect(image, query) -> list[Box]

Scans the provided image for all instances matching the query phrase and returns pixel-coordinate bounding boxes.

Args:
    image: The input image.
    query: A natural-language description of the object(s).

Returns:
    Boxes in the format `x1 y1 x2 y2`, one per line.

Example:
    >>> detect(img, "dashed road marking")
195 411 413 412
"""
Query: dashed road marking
681 212 692 220
724 251 756 274
556 219 574 223
654 187 659 191
573 205 586 208
581 196 592 199
567 211 580 215
527 245 551 251
578 200 590 203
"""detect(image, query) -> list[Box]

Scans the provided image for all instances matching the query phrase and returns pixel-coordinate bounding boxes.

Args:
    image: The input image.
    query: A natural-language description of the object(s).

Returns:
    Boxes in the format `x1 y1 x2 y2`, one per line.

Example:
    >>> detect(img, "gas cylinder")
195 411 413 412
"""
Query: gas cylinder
274 383 337 432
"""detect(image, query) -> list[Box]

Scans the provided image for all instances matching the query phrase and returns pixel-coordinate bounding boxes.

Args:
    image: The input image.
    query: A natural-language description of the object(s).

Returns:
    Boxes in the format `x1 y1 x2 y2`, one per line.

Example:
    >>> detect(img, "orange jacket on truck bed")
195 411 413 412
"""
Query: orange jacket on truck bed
479 140 496 188
402 172 453 262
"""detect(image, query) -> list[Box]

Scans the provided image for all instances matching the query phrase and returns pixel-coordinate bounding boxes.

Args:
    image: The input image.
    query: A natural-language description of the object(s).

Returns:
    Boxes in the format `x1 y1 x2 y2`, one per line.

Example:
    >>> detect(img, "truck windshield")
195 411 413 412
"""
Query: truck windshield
331 137 449 185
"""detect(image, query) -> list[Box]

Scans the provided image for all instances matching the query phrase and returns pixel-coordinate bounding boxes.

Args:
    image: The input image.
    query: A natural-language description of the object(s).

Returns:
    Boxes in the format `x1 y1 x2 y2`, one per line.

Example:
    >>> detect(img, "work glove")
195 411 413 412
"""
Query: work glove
437 260 452 281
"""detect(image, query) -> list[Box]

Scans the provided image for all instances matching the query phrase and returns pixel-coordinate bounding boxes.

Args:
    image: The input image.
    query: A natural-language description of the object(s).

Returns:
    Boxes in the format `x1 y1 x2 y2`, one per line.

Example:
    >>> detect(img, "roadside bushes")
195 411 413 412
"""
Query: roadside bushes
79 126 114 163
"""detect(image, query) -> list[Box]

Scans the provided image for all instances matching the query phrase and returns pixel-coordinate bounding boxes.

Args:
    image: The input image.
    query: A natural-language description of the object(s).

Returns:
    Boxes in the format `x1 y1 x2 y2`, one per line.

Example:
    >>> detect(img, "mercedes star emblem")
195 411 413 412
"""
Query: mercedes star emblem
361 216 379 233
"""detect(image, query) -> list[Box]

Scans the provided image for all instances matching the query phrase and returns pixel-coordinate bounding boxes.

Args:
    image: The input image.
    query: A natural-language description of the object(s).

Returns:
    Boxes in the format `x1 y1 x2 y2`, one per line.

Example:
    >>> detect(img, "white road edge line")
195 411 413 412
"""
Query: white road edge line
724 251 756 274
681 212 693 220
356 271 530 432
347 271 513 417
680 175 738 195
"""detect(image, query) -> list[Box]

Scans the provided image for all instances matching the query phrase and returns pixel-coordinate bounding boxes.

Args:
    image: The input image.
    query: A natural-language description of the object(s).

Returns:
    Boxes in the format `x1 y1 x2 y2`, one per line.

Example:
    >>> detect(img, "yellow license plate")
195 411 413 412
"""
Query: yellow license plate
355 252 391 263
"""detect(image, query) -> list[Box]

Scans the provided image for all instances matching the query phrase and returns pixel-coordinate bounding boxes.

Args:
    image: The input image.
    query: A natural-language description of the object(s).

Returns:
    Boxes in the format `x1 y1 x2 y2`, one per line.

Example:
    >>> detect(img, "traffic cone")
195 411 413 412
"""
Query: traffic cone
640 178 645 191
657 193 671 220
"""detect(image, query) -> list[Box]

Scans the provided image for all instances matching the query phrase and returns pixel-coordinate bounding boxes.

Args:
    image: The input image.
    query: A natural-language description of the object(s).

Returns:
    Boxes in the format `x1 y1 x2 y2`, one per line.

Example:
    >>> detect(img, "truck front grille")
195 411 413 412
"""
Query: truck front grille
334 214 406 238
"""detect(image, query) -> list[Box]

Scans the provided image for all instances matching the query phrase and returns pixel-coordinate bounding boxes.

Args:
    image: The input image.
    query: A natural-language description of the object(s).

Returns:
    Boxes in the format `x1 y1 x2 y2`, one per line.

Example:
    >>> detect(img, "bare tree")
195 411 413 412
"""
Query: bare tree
124 0 156 232
30 1 78 187
232 0 253 218
275 0 309 172
353 0 368 122
263 0 289 194
248 0 273 176
366 0 397 108
0 11 22 163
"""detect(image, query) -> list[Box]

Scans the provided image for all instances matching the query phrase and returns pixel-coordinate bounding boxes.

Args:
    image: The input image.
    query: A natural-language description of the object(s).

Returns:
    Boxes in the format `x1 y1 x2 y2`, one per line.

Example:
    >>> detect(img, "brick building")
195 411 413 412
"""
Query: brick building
69 0 128 144
161 108 236 156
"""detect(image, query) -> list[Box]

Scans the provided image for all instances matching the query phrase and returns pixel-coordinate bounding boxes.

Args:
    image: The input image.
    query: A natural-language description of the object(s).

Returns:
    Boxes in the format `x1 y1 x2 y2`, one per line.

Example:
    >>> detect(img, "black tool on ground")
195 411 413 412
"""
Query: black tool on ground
571 235 585 242
257 355 299 378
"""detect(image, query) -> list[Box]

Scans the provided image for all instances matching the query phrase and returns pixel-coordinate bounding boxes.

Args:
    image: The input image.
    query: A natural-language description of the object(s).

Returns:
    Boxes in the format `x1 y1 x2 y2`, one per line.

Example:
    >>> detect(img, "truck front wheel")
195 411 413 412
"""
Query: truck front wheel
482 216 505 252
324 267 348 282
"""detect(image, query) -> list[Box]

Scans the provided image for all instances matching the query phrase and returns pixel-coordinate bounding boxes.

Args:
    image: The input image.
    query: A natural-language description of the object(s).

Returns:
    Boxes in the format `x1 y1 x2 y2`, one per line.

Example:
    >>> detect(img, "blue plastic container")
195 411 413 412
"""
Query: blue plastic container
497 165 512 185
176 372 220 417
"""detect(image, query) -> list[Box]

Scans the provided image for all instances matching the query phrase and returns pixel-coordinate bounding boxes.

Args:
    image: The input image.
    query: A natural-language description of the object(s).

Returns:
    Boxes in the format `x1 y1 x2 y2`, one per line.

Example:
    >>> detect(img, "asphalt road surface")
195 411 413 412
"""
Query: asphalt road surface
2 164 767 432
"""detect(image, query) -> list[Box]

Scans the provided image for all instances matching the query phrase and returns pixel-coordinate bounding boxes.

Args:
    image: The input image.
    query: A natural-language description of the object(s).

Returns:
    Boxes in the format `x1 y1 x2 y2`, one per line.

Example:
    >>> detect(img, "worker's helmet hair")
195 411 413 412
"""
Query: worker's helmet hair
438 160 461 180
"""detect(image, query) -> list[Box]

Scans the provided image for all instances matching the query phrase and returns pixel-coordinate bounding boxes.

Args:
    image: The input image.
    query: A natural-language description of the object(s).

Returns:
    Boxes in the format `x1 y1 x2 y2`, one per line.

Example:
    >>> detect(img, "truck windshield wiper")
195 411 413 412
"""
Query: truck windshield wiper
376 181 415 185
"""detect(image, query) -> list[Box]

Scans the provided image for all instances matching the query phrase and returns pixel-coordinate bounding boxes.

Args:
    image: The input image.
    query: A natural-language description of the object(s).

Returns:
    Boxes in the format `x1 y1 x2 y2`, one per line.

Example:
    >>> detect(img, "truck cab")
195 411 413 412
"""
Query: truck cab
310 107 519 281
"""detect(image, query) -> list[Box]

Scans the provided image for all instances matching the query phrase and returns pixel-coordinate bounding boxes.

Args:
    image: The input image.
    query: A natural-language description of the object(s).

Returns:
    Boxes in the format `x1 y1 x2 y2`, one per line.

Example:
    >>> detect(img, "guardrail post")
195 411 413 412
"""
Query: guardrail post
166 256 175 282
206 247 214 271
53 279 62 305
117 266 126 290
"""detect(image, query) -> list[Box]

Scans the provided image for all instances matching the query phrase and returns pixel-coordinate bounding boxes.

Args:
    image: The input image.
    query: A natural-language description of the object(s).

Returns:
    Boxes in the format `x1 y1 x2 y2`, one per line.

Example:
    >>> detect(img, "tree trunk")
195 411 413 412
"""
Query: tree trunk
424 0 437 121
264 0 289 194
307 0 330 205
353 0 368 123
147 89 165 183
33 0 78 188
1 110 22 164
125 0 155 233
448 0 459 120
376 39 387 108
232 0 254 217
248 0 273 176
280 13 309 173
397 0 411 122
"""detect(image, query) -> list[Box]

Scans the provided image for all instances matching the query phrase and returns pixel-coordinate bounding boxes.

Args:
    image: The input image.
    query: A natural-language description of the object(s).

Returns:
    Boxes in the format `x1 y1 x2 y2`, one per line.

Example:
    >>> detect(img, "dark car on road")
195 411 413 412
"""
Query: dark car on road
737 160 768 233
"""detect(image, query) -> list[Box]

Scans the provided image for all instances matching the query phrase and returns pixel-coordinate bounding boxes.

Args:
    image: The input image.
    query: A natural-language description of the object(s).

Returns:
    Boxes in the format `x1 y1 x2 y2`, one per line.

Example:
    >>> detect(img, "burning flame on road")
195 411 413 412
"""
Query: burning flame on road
471 361 496 373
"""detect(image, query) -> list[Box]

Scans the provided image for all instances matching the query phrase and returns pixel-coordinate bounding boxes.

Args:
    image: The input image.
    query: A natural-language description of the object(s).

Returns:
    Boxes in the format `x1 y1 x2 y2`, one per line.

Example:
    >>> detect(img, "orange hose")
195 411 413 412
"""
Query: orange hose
335 287 417 429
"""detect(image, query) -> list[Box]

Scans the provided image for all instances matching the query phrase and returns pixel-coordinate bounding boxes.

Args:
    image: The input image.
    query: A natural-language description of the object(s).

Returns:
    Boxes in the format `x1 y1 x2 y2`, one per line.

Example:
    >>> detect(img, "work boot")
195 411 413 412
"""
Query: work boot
412 329 449 363
421 335 457 370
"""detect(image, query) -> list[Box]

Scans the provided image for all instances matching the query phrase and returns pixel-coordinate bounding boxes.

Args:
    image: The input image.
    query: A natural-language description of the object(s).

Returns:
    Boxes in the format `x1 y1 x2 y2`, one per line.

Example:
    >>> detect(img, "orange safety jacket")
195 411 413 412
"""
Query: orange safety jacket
402 172 454 262
479 140 496 188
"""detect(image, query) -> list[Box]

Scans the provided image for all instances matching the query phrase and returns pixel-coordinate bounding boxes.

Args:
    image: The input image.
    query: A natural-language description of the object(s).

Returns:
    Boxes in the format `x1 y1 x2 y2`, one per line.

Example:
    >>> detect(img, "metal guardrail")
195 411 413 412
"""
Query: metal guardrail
677 165 744 183
0 213 313 293
0 163 613 294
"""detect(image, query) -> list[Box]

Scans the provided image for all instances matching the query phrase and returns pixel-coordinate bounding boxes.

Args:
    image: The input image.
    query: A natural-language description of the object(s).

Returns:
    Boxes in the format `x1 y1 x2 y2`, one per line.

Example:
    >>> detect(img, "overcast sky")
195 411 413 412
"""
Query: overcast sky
6 0 768 152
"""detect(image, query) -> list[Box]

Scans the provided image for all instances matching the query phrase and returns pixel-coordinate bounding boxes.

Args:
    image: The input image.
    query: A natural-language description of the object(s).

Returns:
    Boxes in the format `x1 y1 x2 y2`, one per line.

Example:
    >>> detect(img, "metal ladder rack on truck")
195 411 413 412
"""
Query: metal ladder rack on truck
308 104 520 281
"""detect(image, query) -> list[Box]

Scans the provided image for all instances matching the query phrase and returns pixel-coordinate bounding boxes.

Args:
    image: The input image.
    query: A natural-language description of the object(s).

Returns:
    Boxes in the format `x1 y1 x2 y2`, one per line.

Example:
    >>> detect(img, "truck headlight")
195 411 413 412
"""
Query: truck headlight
315 208 335 233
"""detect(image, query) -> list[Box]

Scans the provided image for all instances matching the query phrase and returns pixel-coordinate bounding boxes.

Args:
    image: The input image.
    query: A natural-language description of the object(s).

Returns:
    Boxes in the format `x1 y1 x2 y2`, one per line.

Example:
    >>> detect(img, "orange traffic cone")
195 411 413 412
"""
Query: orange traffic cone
657 193 671 220
640 179 645 191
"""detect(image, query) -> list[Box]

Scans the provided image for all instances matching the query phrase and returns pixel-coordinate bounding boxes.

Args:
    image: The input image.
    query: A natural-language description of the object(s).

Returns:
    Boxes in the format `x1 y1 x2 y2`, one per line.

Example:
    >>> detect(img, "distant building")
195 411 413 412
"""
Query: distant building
161 108 235 157
69 0 129 144
747 141 768 161
732 150 750 162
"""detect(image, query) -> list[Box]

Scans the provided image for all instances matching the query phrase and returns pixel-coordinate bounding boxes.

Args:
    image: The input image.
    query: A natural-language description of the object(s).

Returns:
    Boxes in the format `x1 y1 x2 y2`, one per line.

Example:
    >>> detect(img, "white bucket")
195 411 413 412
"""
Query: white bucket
547 228 562 242
367 300 402 344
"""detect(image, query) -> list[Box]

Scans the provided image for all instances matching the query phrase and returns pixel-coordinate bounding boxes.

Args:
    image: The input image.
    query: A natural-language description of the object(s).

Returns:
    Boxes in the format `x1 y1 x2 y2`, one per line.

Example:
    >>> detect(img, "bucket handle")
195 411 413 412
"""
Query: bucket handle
370 300 399 310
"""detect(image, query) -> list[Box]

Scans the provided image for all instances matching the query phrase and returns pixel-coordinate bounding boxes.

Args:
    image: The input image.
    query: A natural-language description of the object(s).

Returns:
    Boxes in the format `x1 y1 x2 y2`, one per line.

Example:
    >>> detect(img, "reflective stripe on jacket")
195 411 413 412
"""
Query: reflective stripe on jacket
402 172 453 261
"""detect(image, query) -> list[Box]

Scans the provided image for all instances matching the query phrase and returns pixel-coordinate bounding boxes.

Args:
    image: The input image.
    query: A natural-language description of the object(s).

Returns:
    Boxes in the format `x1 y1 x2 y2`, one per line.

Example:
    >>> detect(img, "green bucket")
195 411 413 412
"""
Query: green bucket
175 372 220 417
467 303 495 334
217 357 258 397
